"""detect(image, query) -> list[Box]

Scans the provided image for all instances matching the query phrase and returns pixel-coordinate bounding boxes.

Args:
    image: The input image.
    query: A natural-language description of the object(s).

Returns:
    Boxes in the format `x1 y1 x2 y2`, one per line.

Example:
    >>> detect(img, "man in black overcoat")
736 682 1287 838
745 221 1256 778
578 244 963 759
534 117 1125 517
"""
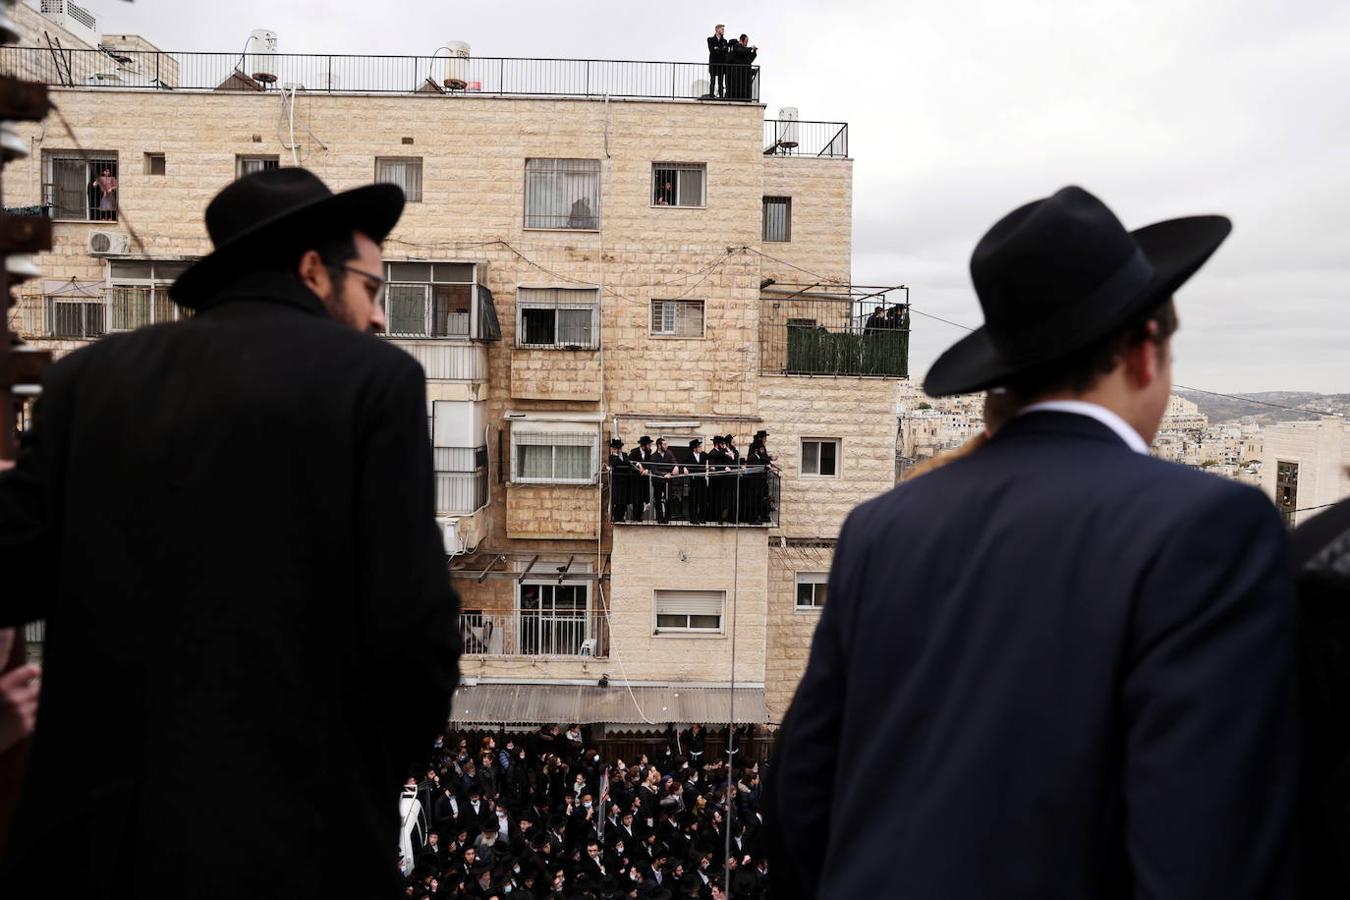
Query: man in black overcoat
0 168 460 897
771 186 1299 897
706 25 729 99
685 439 710 526
727 35 758 100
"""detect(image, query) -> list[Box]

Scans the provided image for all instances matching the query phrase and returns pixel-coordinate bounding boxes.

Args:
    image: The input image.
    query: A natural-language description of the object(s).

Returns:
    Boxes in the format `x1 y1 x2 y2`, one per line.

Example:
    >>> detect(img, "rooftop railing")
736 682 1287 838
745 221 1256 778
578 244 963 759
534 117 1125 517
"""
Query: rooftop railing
459 610 609 658
763 119 849 158
0 47 760 101
605 462 780 527
760 293 909 377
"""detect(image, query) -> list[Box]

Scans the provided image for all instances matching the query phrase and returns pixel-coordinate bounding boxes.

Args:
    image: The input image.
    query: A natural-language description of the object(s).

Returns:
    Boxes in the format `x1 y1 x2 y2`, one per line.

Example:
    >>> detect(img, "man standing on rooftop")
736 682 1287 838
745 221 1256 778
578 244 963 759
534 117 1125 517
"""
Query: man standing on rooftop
706 24 729 99
773 186 1298 898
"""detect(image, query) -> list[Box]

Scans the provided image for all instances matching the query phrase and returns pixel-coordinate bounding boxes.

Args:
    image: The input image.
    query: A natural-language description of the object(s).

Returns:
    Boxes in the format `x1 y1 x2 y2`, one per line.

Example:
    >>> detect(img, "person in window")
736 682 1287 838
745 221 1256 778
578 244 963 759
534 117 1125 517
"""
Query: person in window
92 167 117 220
655 180 674 206
567 196 595 230
706 24 730 99
728 35 758 100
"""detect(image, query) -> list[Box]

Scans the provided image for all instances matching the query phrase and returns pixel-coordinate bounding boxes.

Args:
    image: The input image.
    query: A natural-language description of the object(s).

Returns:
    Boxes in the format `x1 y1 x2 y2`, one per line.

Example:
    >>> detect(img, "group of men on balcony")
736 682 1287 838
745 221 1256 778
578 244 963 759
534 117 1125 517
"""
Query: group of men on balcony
608 432 777 525
705 24 758 100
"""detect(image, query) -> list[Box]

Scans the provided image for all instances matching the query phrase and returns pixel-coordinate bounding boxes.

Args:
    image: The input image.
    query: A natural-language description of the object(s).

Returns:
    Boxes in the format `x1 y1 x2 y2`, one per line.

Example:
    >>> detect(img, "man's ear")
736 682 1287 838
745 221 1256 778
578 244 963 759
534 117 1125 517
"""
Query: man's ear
296 249 331 298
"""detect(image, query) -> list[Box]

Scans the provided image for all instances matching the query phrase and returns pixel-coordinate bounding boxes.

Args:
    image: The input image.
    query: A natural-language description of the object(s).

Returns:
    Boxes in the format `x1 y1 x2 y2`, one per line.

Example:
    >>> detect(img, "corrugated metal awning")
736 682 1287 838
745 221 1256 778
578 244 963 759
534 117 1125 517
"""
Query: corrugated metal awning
449 683 767 726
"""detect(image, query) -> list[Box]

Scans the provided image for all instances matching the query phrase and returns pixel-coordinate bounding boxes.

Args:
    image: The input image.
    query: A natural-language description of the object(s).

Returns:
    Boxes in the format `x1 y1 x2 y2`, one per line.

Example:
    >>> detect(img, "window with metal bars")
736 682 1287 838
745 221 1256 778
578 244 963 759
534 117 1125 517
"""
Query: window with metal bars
375 157 423 203
236 155 279 178
383 261 475 338
43 152 118 221
106 259 192 332
511 428 599 484
1276 460 1299 528
650 298 704 337
516 287 599 349
524 159 601 229
762 196 791 242
652 163 705 207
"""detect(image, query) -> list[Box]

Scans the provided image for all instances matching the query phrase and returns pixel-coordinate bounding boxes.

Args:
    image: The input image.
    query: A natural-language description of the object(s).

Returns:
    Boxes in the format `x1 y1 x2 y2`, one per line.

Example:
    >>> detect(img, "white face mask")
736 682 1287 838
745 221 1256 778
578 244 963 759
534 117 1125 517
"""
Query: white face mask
583 802 592 809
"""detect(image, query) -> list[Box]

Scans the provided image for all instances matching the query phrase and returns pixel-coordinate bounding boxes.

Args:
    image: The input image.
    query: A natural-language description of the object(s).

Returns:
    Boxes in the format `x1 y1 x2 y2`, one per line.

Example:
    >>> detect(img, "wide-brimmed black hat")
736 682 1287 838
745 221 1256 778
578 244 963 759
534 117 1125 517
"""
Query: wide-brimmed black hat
638 435 653 445
170 167 405 307
610 438 625 448
923 185 1230 397
754 430 769 439
688 438 702 448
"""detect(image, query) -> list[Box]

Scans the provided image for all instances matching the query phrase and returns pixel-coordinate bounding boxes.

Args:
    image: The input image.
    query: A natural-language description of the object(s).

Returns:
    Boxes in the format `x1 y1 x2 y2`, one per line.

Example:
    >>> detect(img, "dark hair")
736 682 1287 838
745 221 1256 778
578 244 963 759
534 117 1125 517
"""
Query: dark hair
1005 298 1178 399
255 230 358 277
739 34 748 41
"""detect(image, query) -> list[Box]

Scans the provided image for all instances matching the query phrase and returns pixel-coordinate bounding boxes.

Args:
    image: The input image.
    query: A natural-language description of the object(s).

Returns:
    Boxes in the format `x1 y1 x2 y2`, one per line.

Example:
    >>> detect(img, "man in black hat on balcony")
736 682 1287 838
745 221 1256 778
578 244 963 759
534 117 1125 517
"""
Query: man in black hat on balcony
0 168 460 896
628 436 658 522
773 186 1297 898
686 438 710 525
608 437 637 523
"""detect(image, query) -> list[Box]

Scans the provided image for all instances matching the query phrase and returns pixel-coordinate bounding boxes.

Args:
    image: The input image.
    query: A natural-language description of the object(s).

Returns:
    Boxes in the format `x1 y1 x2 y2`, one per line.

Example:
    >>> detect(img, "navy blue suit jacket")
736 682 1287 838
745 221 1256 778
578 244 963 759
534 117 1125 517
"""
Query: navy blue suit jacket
775 411 1298 898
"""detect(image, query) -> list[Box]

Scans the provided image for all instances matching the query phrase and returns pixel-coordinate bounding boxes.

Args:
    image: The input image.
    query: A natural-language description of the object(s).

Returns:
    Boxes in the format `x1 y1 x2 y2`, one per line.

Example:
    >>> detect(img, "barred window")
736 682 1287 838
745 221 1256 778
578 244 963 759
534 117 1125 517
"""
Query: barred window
525 159 601 229
512 427 599 484
383 261 475 338
650 299 704 337
44 152 117 221
652 163 706 207
654 590 725 633
516 287 599 349
107 259 191 332
762 196 791 242
236 155 279 178
376 157 423 203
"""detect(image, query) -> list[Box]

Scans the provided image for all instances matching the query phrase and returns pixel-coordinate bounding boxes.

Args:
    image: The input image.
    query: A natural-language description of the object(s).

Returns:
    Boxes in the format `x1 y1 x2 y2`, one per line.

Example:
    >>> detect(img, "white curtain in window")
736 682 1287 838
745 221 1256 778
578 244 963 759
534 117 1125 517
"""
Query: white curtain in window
376 158 423 202
676 167 704 207
525 159 600 229
516 445 554 479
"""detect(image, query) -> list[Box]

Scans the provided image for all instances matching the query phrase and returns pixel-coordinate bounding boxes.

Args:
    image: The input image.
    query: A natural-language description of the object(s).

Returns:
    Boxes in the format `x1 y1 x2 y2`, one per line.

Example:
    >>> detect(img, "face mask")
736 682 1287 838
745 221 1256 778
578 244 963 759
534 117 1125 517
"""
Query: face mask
583 802 592 809
513 865 520 874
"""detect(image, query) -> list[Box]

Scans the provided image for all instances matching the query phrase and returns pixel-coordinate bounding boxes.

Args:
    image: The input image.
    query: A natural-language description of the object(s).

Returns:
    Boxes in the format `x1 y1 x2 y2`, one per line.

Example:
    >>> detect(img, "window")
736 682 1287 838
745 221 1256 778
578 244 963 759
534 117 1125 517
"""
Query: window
654 590 725 634
236 155 279 178
144 153 166 176
518 582 591 655
44 152 118 220
106 259 192 332
762 196 791 242
650 298 704 337
516 287 599 349
525 159 601 229
383 261 475 338
1276 460 1299 528
511 426 599 484
795 572 828 610
652 163 706 207
801 438 840 477
45 280 106 338
376 157 423 203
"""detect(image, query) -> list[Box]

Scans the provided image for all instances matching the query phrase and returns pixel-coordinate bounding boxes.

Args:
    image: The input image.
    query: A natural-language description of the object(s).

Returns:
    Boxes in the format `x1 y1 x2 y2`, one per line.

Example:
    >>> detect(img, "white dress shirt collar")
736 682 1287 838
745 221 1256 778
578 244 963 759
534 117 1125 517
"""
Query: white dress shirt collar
1019 400 1149 455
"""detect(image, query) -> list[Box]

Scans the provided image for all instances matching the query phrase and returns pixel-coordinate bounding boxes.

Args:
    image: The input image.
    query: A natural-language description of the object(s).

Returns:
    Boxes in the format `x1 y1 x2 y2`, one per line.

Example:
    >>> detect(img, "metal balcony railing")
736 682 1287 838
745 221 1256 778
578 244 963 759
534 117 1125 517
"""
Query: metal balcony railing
459 610 609 658
604 462 779 526
760 294 910 377
0 47 760 101
763 120 849 158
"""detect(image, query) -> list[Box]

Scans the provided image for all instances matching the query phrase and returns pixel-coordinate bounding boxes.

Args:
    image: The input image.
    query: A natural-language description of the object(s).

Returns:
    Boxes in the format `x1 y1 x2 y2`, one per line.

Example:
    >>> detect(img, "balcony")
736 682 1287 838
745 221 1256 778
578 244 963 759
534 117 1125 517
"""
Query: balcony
0 47 760 102
605 463 779 527
760 290 909 378
459 610 609 658
763 119 849 158
435 446 488 516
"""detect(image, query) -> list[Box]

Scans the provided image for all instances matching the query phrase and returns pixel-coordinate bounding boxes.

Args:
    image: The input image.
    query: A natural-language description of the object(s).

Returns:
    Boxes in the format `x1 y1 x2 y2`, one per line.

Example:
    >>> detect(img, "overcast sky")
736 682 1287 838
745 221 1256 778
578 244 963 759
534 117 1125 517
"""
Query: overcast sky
78 0 1349 392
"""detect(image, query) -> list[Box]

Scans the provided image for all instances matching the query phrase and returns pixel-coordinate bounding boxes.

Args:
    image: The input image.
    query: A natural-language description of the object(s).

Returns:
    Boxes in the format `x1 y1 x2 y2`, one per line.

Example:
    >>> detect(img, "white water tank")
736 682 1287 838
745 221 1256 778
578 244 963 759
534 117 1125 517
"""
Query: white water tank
246 29 279 84
776 106 800 147
444 41 471 89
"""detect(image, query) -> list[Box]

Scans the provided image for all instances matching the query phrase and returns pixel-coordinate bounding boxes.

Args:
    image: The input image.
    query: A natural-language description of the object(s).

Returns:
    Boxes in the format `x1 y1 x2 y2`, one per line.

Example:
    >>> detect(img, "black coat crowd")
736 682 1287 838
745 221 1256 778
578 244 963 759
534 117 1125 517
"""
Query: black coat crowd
402 725 771 899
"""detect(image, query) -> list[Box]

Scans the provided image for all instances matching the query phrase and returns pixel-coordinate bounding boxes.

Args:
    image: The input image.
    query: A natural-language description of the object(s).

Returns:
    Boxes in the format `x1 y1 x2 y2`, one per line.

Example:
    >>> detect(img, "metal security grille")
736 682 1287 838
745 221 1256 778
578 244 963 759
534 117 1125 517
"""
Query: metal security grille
44 153 117 220
1276 460 1299 528
106 259 191 332
512 429 599 483
762 196 791 242
524 159 600 229
652 164 705 207
375 157 423 202
650 299 704 337
236 155 279 178
516 287 599 349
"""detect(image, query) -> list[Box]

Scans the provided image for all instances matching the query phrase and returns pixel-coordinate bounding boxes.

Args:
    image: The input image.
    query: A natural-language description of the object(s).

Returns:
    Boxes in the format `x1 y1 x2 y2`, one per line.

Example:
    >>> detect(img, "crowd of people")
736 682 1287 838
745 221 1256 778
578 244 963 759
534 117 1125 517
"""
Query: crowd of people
402 724 772 899
705 26 758 100
606 432 778 525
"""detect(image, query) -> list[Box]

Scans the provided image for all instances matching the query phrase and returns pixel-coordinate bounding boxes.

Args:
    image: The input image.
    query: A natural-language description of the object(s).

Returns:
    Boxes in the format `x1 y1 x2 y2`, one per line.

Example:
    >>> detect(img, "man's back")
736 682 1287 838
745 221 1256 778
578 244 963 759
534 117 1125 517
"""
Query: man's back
776 411 1297 898
0 279 459 896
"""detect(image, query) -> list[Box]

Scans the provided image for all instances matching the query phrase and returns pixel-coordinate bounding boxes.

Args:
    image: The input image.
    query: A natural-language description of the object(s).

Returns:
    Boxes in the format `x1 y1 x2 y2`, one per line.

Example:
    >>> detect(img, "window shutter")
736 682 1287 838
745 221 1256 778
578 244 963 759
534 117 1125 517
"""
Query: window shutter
654 591 724 616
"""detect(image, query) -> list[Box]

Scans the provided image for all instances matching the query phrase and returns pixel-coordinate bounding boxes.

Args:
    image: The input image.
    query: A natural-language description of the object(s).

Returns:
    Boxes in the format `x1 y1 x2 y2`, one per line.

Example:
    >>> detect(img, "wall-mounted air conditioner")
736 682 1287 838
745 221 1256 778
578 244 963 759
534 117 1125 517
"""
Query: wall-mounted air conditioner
89 231 130 255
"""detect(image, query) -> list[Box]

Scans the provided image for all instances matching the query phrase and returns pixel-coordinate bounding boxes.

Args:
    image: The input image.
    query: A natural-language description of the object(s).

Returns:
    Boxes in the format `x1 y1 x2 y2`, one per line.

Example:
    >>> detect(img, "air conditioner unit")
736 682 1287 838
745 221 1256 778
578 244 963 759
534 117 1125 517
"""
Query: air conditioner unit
438 517 465 554
89 231 130 255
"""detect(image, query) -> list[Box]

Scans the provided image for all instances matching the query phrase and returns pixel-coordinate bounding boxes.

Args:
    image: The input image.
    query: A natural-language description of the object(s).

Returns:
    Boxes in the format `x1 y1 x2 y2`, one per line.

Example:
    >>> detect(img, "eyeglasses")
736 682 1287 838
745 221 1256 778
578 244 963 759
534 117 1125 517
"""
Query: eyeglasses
330 263 386 305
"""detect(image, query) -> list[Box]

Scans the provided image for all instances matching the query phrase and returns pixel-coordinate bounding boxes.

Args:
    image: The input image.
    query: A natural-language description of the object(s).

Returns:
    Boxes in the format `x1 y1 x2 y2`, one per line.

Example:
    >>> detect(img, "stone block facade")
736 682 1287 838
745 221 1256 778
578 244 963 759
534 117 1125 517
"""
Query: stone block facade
766 544 834 721
510 348 602 400
505 484 600 540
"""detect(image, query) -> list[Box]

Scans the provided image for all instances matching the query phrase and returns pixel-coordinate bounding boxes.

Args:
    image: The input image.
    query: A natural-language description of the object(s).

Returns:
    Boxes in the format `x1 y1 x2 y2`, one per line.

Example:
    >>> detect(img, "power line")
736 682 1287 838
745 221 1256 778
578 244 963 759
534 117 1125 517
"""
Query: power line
1172 384 1345 419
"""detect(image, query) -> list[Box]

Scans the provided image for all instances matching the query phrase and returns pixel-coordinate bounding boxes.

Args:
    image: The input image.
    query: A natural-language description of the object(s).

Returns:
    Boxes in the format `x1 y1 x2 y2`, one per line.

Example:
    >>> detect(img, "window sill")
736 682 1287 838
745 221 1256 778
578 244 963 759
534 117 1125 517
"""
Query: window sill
652 630 726 639
793 606 824 615
522 226 601 233
649 204 707 210
510 480 598 487
513 344 601 352
763 238 791 243
648 333 707 340
799 473 840 479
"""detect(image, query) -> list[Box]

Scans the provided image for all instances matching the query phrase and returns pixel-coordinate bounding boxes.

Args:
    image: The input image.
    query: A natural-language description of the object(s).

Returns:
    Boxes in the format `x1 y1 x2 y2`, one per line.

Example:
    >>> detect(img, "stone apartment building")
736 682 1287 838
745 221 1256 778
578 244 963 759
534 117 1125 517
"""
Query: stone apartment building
1261 417 1350 528
3 2 908 749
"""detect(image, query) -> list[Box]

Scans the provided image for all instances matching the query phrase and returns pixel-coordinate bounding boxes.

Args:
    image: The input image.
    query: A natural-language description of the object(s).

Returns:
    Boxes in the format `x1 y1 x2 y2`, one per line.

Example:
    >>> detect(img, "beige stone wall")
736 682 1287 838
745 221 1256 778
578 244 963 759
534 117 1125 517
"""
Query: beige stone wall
759 377 901 539
609 525 768 684
505 484 601 540
759 156 853 285
510 348 602 401
765 544 833 720
1261 417 1350 526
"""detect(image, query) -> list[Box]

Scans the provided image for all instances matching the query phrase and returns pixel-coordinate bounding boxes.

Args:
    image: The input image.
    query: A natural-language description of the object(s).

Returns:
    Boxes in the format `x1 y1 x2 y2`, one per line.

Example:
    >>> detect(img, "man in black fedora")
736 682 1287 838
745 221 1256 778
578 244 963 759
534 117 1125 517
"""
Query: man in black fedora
0 168 460 896
772 186 1297 897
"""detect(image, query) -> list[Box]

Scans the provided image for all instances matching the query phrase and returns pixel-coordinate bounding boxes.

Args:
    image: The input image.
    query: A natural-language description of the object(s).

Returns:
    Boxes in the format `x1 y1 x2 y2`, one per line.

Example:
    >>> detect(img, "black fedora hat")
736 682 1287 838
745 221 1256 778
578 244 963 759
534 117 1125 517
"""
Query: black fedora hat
923 185 1230 397
170 167 405 307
